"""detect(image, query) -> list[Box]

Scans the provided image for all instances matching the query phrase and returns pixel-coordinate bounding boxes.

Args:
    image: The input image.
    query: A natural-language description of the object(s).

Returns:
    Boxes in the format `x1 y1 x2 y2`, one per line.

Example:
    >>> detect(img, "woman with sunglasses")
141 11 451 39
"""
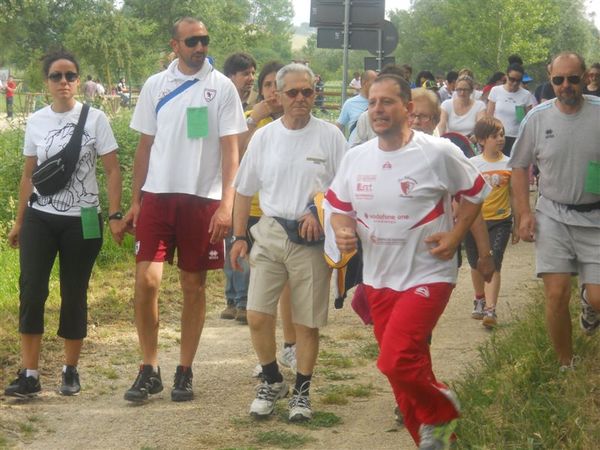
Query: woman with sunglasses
438 75 486 137
487 63 536 156
583 63 600 97
4 50 123 398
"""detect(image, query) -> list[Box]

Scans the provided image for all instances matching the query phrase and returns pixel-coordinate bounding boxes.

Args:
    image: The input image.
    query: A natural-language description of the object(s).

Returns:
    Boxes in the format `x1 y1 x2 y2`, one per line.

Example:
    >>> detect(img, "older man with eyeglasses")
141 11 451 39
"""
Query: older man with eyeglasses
122 16 246 403
510 51 600 371
230 63 347 422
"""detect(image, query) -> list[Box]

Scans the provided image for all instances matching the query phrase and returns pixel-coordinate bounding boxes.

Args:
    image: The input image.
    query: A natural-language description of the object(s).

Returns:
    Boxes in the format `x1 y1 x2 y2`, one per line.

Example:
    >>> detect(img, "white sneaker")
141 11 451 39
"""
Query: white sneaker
288 393 312 421
579 288 599 336
279 345 297 372
471 298 486 320
249 380 288 417
418 420 457 450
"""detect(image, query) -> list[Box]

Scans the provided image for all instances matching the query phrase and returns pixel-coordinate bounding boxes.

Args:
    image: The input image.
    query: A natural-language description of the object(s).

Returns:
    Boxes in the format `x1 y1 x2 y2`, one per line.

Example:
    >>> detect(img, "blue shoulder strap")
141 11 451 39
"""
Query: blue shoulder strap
155 78 199 114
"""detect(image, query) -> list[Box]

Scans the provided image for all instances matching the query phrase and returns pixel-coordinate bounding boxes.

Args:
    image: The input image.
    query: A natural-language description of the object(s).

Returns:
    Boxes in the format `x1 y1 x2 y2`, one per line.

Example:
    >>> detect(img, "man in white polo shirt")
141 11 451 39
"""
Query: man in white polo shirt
229 63 347 422
123 16 246 403
326 74 489 449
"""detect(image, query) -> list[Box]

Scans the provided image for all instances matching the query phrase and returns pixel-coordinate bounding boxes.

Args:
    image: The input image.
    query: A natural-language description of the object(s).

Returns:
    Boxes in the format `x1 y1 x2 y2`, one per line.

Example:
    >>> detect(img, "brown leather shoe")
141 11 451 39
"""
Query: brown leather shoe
235 308 248 324
220 305 236 320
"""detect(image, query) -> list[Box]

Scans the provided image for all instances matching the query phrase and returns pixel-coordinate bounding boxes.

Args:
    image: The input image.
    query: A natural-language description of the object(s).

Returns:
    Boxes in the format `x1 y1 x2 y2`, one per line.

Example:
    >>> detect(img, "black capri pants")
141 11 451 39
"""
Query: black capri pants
18 207 103 339
464 217 513 271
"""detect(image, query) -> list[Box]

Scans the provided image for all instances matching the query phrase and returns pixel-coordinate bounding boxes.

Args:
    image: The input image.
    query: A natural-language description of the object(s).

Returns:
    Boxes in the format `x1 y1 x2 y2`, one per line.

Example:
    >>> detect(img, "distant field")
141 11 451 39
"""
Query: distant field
292 34 309 51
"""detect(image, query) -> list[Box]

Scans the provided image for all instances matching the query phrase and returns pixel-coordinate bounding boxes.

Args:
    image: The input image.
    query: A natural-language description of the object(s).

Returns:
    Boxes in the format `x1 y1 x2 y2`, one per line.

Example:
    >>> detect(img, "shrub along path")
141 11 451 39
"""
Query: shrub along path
0 237 537 449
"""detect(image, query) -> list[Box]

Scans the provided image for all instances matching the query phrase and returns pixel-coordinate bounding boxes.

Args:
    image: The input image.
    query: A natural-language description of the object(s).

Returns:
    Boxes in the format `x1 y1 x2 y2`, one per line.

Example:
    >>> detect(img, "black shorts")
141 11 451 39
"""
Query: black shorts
464 217 512 271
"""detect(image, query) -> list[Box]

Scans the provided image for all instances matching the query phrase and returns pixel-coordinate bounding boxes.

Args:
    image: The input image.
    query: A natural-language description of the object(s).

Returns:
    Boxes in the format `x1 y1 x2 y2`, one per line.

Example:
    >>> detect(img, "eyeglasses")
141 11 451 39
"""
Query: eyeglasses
551 75 582 86
283 88 314 98
455 88 472 93
507 76 522 83
48 71 79 83
181 35 210 48
409 113 432 122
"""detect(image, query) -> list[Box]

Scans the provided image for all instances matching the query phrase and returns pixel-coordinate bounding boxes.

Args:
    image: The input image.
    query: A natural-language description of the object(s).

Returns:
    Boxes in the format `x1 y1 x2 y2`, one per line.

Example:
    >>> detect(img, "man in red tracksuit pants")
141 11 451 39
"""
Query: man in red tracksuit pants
325 73 489 449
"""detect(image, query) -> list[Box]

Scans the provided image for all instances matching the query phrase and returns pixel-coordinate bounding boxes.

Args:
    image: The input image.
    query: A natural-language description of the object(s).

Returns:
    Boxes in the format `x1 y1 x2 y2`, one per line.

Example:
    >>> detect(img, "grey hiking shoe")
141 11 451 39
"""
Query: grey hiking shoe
278 345 297 372
4 369 41 398
124 365 163 402
418 420 457 450
59 365 81 396
579 288 599 336
471 298 486 320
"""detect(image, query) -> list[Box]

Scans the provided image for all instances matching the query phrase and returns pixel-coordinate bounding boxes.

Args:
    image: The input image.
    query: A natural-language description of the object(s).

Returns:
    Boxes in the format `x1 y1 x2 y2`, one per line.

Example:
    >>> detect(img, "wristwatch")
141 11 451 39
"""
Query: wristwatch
108 211 123 221
246 115 257 127
231 235 249 243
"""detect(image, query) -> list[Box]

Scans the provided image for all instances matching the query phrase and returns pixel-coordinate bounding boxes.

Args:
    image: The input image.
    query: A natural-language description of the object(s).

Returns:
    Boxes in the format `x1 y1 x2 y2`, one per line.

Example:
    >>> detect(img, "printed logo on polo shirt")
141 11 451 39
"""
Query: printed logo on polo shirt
382 161 392 170
356 174 377 200
208 250 219 260
415 286 430 298
365 212 400 224
399 176 417 197
545 128 555 139
135 241 140 255
204 88 217 102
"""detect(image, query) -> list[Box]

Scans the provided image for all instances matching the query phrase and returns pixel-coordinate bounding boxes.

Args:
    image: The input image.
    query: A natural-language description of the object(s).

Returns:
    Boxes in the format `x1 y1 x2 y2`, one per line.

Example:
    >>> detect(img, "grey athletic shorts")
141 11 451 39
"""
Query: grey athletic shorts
535 210 600 284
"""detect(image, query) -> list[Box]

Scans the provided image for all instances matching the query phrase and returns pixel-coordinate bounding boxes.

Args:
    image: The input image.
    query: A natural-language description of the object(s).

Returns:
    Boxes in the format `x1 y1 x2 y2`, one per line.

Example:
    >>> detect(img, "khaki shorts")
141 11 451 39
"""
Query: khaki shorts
247 216 331 328
535 210 600 284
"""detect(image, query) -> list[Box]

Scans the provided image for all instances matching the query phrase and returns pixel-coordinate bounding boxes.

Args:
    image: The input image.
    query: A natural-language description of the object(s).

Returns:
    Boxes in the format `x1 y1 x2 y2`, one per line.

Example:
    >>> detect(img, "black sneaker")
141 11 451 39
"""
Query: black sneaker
59 365 81 396
124 365 163 402
171 365 194 402
4 369 41 398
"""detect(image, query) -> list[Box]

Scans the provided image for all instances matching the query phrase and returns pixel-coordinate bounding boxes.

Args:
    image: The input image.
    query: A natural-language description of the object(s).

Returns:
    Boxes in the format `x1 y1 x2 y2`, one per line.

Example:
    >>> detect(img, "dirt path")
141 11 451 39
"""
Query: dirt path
0 240 537 450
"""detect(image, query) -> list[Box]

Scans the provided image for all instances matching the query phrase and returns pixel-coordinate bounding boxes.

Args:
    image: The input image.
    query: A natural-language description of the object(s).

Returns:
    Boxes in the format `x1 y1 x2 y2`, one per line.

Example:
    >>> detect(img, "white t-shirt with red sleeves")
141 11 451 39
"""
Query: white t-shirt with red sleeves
325 131 490 292
130 59 246 200
234 116 347 220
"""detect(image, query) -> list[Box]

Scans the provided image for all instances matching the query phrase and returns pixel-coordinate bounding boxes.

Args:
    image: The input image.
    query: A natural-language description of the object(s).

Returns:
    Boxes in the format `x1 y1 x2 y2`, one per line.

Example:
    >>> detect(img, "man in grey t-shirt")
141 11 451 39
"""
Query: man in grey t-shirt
510 52 600 370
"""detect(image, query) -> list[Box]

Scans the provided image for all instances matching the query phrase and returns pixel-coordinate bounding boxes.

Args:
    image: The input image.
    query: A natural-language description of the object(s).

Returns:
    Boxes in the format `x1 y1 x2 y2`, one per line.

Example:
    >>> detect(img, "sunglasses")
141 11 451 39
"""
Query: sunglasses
409 113 432 122
48 71 79 83
283 88 314 98
551 75 582 86
507 76 522 83
181 35 210 48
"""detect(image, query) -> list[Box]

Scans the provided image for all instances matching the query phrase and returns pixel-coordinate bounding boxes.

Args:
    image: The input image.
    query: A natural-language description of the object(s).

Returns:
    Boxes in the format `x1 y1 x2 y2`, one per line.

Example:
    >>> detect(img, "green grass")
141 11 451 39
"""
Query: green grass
355 341 379 360
320 368 356 381
452 287 600 449
318 383 374 405
254 430 314 449
318 350 353 369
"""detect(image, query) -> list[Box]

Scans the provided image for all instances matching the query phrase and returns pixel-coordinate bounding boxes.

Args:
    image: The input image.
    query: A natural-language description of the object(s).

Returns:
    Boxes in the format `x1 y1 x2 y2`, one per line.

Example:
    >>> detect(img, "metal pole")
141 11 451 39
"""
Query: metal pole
377 27 383 72
341 0 350 105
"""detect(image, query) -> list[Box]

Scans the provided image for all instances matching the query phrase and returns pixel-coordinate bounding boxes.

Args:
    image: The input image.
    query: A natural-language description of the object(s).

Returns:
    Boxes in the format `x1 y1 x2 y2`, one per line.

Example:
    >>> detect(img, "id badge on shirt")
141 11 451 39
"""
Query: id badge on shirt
187 106 208 139
584 161 600 195
81 206 101 239
515 105 526 123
